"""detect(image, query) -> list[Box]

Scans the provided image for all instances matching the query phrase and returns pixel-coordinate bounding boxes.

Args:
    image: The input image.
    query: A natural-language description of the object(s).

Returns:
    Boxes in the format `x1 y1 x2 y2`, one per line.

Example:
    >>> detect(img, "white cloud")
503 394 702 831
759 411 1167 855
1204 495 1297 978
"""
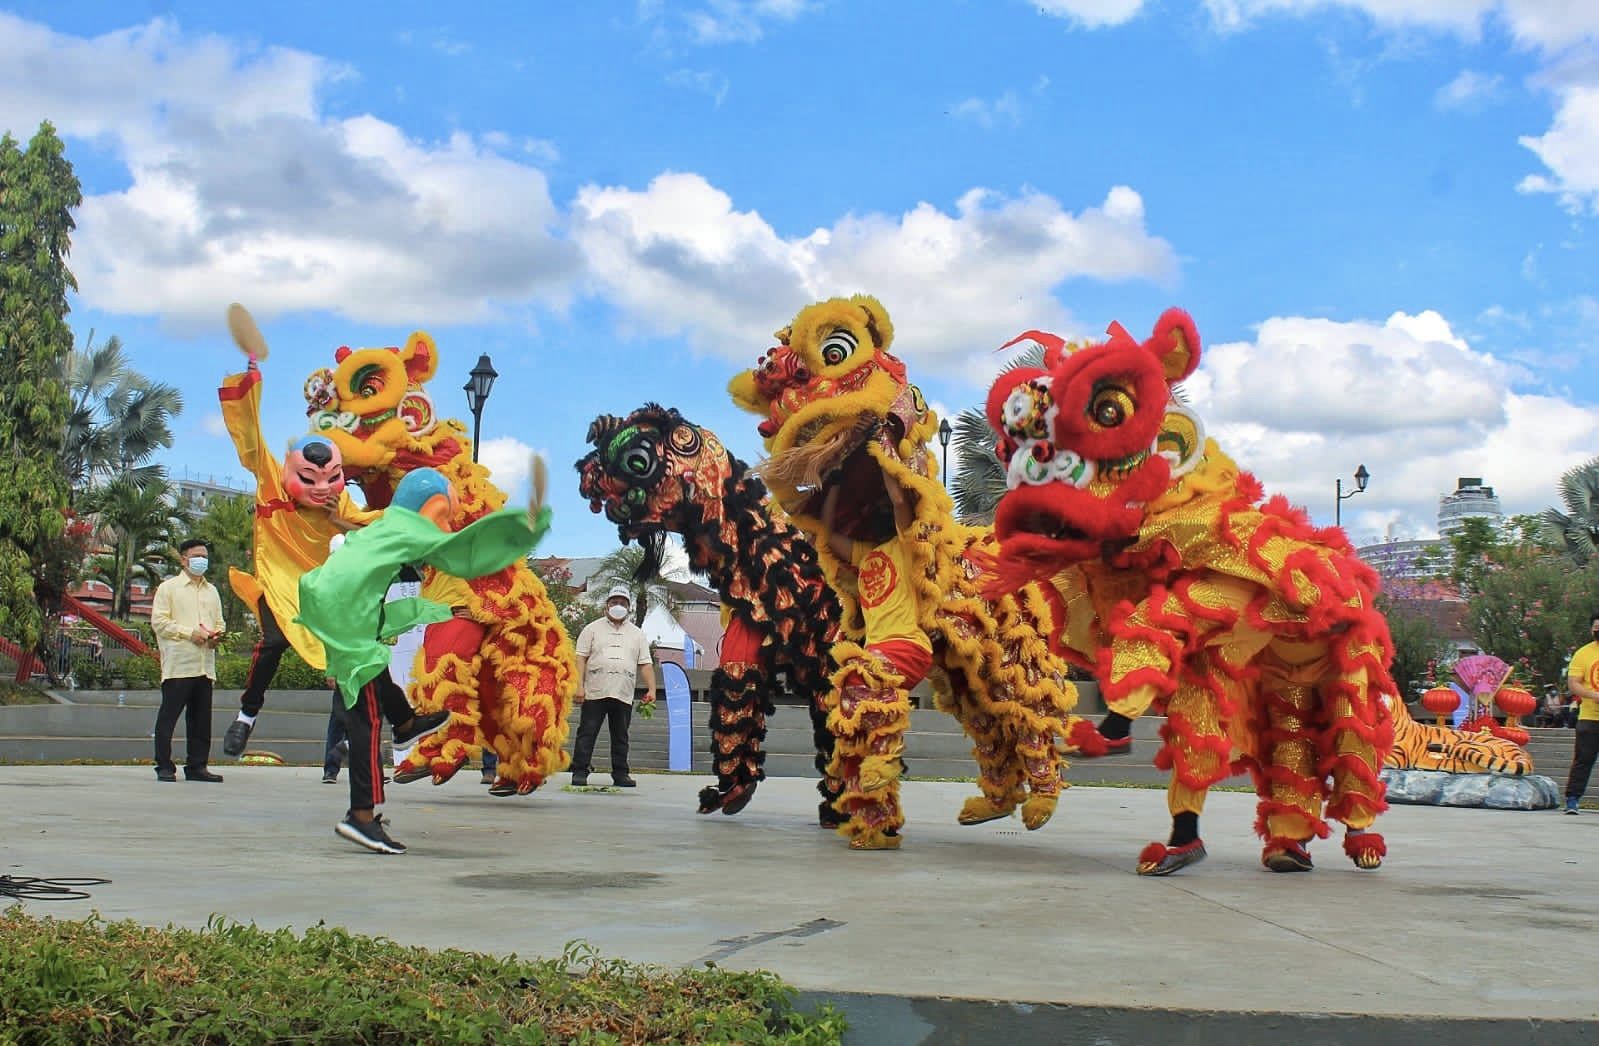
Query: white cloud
1033 0 1150 29
201 413 227 437
652 0 817 45
1202 2 1599 49
477 436 542 503
569 174 1177 371
1181 309 1599 541
666 68 730 107
951 92 1023 128
1519 83 1599 213
1435 69 1504 109
0 14 575 329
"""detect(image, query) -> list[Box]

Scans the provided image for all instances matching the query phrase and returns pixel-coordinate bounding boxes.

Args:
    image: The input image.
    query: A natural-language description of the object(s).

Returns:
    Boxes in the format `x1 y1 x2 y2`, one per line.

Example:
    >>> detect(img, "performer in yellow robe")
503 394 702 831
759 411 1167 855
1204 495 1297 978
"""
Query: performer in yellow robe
217 359 382 756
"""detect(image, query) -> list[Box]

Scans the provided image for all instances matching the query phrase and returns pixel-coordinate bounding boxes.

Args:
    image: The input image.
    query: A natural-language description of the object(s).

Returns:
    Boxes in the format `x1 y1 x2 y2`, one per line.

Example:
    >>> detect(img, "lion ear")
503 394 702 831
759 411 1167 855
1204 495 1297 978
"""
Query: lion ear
851 295 894 350
1148 308 1200 383
401 332 438 384
727 371 765 415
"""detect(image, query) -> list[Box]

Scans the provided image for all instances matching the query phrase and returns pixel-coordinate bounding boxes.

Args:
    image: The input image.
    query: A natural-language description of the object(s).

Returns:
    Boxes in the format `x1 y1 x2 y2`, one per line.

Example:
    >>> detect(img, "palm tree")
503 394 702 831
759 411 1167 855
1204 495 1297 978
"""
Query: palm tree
950 342 1046 525
61 331 184 498
590 544 684 629
191 493 256 632
948 341 1190 525
84 476 194 619
1543 456 1599 566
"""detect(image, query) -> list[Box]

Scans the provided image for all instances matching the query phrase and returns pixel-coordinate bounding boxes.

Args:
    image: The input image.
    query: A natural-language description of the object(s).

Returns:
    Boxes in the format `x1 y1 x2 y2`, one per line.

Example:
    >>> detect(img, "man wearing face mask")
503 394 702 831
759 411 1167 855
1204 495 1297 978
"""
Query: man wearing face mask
150 539 226 782
569 585 657 787
1562 611 1599 815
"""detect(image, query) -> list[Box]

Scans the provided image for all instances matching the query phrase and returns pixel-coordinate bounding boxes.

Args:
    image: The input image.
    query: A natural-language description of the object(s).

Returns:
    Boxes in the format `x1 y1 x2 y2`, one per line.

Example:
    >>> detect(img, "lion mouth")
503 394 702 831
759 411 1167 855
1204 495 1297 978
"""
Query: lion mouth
1016 510 1093 545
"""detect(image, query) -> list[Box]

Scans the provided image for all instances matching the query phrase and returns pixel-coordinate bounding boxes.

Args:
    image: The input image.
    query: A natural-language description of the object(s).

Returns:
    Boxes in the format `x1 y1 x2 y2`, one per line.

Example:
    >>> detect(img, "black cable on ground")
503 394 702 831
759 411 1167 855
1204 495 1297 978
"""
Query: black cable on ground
0 876 110 902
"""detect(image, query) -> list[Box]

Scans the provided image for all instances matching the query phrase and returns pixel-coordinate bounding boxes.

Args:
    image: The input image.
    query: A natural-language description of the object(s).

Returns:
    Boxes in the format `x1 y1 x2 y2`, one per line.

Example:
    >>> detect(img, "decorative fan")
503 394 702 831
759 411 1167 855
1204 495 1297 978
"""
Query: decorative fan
1453 654 1512 698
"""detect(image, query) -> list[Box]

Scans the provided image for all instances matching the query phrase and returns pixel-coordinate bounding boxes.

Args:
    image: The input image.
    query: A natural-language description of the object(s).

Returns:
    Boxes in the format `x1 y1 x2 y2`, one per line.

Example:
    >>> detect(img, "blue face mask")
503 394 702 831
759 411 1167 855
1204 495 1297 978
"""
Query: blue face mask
187 556 209 575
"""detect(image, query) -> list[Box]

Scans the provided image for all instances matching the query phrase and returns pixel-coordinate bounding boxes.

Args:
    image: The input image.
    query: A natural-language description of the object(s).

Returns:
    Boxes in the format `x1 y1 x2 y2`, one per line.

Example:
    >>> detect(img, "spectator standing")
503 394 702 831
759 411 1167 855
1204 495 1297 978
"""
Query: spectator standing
1563 611 1599 815
150 539 226 783
570 586 656 787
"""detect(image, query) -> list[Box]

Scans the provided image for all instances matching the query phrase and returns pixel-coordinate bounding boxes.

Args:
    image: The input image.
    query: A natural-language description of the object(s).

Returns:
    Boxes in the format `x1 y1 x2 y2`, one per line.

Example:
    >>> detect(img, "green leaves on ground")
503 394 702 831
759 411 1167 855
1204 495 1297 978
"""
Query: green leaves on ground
0 911 845 1044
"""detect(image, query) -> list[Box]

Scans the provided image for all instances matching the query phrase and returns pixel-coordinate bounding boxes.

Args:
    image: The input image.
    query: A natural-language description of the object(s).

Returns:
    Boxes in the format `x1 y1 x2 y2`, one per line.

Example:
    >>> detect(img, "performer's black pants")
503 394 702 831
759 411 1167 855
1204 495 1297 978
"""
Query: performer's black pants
1567 721 1599 801
339 670 413 813
239 601 289 717
570 698 633 776
154 675 213 774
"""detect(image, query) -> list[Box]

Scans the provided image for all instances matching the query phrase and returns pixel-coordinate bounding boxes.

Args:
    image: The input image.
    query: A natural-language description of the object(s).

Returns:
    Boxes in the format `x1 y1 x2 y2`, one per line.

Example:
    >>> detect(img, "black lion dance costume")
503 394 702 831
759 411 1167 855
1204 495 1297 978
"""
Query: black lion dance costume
577 404 843 825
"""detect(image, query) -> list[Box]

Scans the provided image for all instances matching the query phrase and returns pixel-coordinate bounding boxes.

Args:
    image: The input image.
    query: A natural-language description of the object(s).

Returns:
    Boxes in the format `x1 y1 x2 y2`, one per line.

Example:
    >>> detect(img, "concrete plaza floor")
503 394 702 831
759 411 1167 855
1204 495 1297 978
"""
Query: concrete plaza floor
3 765 1596 1043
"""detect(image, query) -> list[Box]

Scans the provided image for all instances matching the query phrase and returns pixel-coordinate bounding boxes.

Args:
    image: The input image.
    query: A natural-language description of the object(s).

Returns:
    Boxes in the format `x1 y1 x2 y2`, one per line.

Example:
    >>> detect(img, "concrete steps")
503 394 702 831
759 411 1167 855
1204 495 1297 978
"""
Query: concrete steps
3 691 1587 797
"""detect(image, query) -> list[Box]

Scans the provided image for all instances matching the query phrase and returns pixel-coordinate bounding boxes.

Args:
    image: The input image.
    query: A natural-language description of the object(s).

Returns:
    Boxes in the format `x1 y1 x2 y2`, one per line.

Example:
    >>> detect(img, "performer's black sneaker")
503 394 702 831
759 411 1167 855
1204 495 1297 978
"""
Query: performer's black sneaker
571 773 589 787
393 710 451 746
335 814 406 854
222 720 253 757
612 775 637 788
184 768 224 782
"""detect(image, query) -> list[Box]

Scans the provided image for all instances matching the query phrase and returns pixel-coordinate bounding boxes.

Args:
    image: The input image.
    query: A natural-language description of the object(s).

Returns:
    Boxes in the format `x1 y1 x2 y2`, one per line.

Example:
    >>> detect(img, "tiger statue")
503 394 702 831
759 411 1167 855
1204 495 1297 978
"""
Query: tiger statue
727 295 1081 851
303 333 575 795
576 403 844 824
1384 698 1532 775
981 308 1394 874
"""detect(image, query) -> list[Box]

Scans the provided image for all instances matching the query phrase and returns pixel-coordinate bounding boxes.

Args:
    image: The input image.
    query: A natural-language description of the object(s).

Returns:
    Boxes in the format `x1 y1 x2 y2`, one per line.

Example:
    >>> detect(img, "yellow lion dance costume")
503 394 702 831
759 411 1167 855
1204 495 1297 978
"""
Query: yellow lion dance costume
303 333 575 795
981 308 1393 874
728 295 1080 850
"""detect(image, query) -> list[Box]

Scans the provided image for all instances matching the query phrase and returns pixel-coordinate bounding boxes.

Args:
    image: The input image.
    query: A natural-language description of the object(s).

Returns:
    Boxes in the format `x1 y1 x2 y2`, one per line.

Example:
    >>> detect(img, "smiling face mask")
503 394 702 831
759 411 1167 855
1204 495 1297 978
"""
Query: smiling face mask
283 436 347 509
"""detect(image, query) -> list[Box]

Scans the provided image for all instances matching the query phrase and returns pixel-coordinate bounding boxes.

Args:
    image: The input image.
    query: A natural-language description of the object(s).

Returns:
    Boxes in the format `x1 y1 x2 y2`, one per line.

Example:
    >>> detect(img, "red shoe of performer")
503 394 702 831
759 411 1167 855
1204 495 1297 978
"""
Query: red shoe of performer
1136 839 1206 876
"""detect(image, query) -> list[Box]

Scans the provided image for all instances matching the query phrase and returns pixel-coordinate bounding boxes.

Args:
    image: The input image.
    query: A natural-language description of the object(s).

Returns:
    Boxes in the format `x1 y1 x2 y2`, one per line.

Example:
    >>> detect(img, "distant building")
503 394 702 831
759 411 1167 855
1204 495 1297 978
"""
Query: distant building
174 475 250 518
1437 476 1503 539
1357 475 1505 585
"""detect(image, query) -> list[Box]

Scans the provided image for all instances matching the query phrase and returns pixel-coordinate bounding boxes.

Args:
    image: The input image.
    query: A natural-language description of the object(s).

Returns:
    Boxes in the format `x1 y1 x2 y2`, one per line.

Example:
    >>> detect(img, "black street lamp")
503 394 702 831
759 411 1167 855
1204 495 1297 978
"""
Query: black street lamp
1335 463 1370 528
463 353 499 464
937 417 952 483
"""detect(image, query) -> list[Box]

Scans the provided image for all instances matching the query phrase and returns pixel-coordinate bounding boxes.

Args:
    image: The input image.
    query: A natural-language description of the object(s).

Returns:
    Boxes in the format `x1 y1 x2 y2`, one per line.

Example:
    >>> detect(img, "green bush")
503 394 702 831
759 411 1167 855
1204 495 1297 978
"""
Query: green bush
0 911 845 1044
117 655 161 689
69 656 104 689
214 648 327 690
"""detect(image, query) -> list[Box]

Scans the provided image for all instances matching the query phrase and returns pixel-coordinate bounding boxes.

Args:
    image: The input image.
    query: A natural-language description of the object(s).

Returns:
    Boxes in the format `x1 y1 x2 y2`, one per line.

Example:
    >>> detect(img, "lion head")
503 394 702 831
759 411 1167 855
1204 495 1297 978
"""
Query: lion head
303 332 445 501
727 295 940 542
576 404 737 543
984 308 1205 572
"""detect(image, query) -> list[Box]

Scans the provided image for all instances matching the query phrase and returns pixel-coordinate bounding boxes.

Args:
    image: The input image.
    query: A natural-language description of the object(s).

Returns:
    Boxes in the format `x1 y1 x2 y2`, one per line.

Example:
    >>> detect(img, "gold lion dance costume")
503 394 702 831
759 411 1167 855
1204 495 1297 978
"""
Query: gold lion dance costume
577 404 844 824
981 308 1394 874
728 295 1080 851
303 332 575 796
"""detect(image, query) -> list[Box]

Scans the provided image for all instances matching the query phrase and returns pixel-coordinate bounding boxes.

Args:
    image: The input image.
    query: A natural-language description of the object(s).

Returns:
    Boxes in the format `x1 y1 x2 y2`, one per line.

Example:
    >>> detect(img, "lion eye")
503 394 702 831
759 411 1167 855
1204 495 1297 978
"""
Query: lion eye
1090 388 1133 428
819 330 858 367
622 446 654 477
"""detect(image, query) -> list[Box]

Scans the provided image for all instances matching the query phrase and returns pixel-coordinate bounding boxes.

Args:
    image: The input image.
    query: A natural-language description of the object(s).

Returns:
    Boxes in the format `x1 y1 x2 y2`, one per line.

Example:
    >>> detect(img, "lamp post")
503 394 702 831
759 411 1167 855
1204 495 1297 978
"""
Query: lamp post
1334 463 1370 528
463 353 499 464
937 417 952 483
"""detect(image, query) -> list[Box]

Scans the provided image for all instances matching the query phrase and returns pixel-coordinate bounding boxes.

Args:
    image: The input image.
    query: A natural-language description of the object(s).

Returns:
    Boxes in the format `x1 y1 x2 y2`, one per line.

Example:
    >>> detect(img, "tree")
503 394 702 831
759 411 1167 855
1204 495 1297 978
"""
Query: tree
590 544 683 629
190 493 256 633
531 558 587 633
949 342 1046 525
61 330 184 498
84 476 194 619
1375 594 1452 700
1467 545 1599 695
0 122 81 650
1542 456 1599 566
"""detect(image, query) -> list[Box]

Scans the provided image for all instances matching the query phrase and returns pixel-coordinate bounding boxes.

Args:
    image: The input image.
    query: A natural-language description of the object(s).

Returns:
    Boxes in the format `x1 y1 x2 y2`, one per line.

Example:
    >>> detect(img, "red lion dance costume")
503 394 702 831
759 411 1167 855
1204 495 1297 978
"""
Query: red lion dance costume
303 333 574 796
983 308 1394 874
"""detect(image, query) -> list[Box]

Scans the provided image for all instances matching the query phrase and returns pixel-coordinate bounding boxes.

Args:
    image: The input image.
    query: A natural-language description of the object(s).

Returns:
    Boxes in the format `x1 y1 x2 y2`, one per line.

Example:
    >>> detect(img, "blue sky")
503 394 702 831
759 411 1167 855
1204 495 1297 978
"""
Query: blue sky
5 1 1599 557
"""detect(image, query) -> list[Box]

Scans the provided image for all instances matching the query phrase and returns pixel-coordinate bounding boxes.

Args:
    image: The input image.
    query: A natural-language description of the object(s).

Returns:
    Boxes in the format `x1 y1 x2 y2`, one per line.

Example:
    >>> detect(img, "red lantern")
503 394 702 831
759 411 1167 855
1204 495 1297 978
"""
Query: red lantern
1495 685 1536 724
1421 686 1461 727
